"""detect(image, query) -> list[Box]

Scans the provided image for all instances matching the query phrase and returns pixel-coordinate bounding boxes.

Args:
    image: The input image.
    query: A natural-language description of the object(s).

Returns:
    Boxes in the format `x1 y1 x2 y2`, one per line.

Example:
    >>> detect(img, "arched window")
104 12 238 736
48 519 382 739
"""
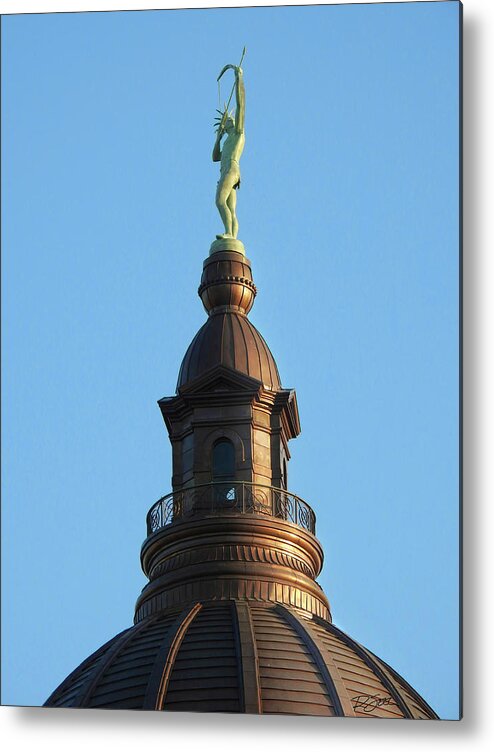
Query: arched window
212 439 236 482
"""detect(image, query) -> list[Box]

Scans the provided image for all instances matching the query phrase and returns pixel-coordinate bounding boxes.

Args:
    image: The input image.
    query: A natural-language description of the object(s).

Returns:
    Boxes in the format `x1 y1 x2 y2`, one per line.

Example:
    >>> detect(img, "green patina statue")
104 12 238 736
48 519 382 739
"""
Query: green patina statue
212 62 245 244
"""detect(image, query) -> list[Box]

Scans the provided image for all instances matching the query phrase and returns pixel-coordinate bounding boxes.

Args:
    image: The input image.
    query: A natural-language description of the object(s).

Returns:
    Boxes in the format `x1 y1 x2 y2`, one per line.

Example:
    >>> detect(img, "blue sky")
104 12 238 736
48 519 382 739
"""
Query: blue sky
2 2 460 718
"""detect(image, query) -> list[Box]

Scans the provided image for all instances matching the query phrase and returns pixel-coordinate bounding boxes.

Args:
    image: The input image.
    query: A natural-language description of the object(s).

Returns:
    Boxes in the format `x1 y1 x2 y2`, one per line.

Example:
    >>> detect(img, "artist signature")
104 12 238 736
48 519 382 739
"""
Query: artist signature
351 694 396 714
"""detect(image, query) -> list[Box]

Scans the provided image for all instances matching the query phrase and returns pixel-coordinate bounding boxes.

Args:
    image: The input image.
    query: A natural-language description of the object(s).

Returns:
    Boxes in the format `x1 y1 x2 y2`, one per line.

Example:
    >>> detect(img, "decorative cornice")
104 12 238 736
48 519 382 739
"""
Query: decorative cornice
148 543 315 581
134 580 331 625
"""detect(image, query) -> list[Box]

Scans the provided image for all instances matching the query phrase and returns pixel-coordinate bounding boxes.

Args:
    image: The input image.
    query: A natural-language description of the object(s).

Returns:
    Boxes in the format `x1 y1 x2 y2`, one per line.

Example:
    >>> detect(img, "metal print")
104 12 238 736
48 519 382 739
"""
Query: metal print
3 1 461 720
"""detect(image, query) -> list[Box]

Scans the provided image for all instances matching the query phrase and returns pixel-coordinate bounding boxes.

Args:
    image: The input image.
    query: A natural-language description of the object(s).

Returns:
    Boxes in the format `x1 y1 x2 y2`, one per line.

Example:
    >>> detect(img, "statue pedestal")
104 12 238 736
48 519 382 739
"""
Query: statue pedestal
210 237 245 256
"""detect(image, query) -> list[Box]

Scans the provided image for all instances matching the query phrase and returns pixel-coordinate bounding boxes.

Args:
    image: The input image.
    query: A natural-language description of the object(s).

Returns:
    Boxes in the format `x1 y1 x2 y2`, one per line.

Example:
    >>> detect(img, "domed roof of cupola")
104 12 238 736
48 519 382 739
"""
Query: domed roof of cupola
176 248 282 391
177 311 281 391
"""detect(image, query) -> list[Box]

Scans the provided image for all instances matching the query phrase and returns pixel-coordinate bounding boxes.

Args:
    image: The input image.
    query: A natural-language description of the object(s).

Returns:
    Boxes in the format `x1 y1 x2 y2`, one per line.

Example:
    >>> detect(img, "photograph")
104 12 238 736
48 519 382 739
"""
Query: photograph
2 0 461 721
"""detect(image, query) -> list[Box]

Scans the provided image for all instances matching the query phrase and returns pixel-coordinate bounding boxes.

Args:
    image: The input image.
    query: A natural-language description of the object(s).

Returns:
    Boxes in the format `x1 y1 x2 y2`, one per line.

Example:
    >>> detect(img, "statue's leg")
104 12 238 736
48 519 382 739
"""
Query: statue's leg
226 188 238 239
215 173 235 237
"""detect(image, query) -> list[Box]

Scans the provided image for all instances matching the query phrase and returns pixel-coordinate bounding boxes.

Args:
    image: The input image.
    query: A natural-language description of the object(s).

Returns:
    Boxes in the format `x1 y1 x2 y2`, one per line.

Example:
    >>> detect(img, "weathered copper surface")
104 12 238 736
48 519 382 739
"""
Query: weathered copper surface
135 510 329 623
177 313 280 391
45 599 438 717
179 249 280 390
199 251 256 315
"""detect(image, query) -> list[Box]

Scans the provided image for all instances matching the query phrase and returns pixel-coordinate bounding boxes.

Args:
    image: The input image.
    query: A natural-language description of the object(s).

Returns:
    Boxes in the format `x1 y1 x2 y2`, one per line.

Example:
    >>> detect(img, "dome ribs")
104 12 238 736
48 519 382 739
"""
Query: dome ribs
223 311 236 370
231 312 249 376
246 317 263 384
76 618 154 708
162 602 243 713
275 605 347 716
146 602 202 710
45 600 438 715
86 610 182 709
198 314 219 374
43 630 129 708
363 651 439 720
88 615 177 709
249 604 336 716
256 323 278 392
177 313 281 391
311 618 414 718
234 601 262 713
239 315 262 383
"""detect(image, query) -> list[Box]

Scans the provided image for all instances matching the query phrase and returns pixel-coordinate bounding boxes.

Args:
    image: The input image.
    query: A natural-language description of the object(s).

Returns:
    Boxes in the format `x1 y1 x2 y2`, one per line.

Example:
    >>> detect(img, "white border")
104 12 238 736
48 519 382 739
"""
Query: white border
0 0 457 14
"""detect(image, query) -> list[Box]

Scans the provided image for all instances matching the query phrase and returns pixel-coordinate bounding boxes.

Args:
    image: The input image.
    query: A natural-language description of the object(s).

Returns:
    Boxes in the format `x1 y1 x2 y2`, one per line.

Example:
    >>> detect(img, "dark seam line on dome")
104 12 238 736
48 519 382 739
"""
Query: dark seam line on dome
231 313 247 374
247 318 263 384
366 651 439 719
293 621 357 716
319 620 415 719
238 319 250 376
233 601 262 714
226 312 235 369
229 313 240 370
43 628 131 706
231 601 245 713
219 313 227 371
238 316 250 375
142 604 202 709
151 602 203 710
74 615 160 708
257 324 271 386
352 643 416 719
275 605 344 717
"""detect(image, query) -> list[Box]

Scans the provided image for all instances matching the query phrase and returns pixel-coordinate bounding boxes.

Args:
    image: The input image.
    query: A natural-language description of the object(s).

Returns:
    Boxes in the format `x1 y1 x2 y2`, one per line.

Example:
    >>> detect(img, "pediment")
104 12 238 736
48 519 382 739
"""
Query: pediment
177 365 263 396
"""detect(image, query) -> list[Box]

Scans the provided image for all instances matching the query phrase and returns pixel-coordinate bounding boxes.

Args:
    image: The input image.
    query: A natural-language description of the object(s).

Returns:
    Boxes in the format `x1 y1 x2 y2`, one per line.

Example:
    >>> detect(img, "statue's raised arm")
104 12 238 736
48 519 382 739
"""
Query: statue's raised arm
223 65 245 134
235 67 245 133
212 63 246 246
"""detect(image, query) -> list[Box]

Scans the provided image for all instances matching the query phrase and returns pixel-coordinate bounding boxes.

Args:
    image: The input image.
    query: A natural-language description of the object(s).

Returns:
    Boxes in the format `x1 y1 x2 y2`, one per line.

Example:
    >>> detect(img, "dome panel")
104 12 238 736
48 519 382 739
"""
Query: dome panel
249 604 336 716
87 610 182 710
163 602 242 713
177 313 281 391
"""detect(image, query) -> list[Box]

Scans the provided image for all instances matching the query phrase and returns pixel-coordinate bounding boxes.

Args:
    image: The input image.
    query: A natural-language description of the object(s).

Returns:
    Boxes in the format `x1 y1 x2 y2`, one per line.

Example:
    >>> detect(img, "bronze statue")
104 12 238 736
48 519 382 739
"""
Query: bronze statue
213 62 245 242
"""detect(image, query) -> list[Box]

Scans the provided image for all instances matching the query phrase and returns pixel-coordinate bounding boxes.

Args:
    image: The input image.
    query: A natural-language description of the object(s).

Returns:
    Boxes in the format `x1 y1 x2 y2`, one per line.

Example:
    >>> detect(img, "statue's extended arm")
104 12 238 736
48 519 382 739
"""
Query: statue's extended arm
234 67 245 134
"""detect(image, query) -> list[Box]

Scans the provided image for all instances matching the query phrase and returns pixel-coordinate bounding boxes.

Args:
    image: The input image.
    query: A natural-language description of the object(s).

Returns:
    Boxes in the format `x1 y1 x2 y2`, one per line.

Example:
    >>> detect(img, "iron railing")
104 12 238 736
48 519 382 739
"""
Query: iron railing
146 482 316 536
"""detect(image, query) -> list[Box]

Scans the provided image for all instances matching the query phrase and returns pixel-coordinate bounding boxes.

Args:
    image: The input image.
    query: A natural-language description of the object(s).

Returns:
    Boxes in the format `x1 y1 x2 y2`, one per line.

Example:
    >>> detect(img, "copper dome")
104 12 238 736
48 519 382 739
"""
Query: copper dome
45 599 437 717
177 312 281 391
44 242 437 718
